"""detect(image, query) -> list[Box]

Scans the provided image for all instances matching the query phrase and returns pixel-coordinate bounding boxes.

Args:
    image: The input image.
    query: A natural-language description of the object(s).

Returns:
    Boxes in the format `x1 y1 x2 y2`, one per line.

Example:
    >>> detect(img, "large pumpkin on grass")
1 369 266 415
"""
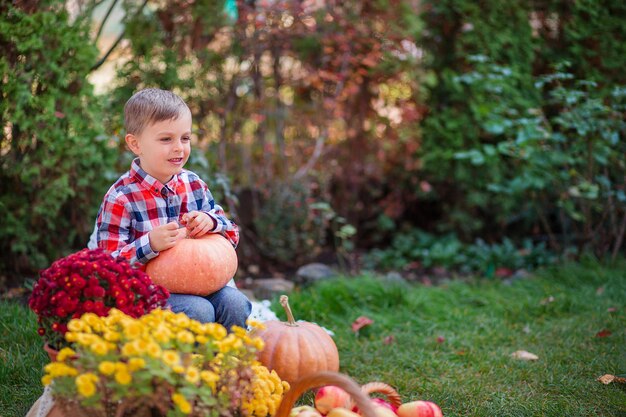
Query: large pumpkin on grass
146 233 238 295
252 295 340 384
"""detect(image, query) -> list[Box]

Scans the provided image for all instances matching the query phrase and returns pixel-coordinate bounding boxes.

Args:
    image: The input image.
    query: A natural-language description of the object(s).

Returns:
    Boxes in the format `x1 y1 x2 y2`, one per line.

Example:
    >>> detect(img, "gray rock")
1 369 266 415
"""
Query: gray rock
251 278 295 300
503 269 532 286
382 271 407 284
295 263 337 285
514 269 531 279
238 288 257 302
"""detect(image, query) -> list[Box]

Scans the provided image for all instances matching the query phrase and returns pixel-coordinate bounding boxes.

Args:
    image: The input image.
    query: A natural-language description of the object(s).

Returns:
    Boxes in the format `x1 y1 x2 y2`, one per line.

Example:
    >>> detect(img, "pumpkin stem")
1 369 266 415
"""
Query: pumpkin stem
280 295 298 326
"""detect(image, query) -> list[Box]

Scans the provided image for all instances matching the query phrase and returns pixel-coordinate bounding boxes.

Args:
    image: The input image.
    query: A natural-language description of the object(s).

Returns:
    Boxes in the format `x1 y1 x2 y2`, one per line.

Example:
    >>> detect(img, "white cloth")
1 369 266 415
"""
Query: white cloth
24 386 54 417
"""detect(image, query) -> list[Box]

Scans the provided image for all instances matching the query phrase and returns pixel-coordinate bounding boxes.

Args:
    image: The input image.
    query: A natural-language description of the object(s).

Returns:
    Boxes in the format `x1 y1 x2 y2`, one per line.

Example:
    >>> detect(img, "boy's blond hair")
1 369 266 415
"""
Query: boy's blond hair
124 88 191 135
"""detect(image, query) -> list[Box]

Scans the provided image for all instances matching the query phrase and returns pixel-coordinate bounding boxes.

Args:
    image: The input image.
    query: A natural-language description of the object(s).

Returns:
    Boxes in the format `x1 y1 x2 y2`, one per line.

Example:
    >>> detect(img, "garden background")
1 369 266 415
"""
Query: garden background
3 0 626 283
1 0 625 416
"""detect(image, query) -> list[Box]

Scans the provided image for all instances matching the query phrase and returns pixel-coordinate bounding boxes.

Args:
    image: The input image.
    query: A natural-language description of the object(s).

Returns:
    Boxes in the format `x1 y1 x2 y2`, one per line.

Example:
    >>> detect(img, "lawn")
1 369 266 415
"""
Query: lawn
275 260 626 417
1 259 624 417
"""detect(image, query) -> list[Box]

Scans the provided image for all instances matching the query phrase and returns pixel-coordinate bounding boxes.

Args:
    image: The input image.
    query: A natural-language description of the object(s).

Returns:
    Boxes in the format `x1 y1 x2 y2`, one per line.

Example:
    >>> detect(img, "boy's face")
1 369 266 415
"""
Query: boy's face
125 111 192 184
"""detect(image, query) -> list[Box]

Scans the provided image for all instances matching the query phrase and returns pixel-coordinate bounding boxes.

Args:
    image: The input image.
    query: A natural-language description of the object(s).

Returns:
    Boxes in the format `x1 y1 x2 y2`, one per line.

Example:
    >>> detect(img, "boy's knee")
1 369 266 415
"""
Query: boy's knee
226 288 252 318
167 294 216 324
209 287 252 328
229 288 252 311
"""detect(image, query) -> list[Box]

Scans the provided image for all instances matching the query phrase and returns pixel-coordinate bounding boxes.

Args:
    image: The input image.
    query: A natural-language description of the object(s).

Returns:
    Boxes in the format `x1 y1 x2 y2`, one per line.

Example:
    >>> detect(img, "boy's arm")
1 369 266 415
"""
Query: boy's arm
96 194 158 265
197 182 240 247
205 203 240 247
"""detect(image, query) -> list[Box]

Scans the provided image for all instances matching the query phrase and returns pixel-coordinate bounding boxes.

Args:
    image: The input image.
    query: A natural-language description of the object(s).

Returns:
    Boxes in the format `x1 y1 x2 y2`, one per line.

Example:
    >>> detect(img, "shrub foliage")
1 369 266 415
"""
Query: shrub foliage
1 0 626 282
0 2 114 282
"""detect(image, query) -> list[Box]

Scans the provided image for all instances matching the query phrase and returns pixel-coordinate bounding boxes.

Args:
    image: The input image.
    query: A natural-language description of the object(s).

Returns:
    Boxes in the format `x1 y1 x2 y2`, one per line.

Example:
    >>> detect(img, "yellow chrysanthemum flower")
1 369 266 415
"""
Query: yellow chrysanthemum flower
123 321 144 339
75 373 98 397
134 338 150 354
44 362 78 378
56 347 76 362
152 325 172 343
76 333 99 346
122 342 137 356
256 404 269 417
185 366 200 384
128 357 146 371
91 341 109 356
83 313 102 328
188 321 203 335
173 313 191 327
103 331 120 342
146 342 162 358
162 350 180 366
252 337 265 351
268 400 278 416
200 370 219 390
203 323 227 340
115 370 132 385
176 330 195 344
64 331 77 342
241 364 290 417
172 393 192 414
246 318 266 330
218 335 243 353
98 361 116 376
67 319 85 333
231 326 247 337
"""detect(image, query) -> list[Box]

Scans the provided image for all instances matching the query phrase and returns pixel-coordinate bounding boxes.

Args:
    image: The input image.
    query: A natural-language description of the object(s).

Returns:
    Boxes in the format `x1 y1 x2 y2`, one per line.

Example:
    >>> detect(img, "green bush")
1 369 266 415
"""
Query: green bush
252 181 331 266
454 61 626 256
365 228 556 275
0 3 115 284
418 0 537 237
418 0 626 256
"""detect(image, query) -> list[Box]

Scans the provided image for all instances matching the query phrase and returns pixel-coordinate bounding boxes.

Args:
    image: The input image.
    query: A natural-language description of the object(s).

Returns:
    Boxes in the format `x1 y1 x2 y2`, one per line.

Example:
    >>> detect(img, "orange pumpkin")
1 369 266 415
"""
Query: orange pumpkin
146 233 238 295
253 295 340 384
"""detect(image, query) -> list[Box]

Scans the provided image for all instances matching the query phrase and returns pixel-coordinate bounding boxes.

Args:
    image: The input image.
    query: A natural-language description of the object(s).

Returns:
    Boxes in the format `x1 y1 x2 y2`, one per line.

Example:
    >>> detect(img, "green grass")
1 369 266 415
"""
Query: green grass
278 260 626 417
0 302 48 417
1 260 624 417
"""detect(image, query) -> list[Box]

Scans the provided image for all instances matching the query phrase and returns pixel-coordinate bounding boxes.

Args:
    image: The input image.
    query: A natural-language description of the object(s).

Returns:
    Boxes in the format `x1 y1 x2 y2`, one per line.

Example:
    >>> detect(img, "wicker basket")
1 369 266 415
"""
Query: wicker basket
353 381 402 410
54 388 170 417
275 371 401 417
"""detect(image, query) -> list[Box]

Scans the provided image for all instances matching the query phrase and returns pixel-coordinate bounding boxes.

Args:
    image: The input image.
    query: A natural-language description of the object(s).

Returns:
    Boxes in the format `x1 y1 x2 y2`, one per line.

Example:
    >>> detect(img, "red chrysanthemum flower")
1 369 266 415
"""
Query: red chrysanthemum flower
28 248 170 349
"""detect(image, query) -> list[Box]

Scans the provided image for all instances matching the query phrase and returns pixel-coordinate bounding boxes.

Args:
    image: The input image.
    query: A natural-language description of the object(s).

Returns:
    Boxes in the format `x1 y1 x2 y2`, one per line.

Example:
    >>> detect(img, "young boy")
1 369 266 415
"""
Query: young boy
89 88 250 329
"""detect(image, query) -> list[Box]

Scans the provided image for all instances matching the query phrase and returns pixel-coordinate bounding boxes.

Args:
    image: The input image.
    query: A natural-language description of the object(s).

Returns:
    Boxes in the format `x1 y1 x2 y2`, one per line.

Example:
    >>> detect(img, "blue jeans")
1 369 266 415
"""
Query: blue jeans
167 286 251 329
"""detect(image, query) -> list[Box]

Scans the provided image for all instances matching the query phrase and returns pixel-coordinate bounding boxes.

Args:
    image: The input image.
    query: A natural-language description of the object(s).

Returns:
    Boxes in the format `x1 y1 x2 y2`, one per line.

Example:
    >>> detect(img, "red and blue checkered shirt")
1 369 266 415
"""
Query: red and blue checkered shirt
92 158 239 265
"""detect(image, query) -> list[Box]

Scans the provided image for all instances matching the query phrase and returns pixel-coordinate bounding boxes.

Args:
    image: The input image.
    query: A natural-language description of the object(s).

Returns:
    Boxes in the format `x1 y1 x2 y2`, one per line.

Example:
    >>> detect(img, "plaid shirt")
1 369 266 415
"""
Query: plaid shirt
92 158 239 265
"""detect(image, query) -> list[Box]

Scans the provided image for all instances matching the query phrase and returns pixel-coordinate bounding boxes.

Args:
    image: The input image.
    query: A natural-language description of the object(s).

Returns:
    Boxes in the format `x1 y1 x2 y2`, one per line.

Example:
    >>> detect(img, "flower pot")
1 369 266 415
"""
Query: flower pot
44 344 58 362
56 400 164 417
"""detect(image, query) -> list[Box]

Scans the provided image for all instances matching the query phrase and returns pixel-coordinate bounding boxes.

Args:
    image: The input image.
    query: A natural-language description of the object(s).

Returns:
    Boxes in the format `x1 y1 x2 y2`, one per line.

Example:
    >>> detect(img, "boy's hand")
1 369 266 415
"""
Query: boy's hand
181 211 214 238
149 222 184 252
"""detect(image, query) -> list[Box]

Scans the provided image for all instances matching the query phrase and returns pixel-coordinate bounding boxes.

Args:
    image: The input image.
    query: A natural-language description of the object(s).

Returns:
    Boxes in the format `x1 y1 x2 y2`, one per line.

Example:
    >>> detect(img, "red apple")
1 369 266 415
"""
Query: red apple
397 401 442 417
371 405 399 417
315 386 351 415
353 398 398 415
292 406 323 417
327 408 361 417
371 398 398 413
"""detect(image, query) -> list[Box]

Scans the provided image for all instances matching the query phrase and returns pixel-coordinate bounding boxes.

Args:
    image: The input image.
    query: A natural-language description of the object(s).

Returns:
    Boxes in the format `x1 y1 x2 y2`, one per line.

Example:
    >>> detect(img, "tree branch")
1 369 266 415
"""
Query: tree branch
294 130 327 180
94 0 119 44
612 211 626 261
90 0 148 72
293 51 351 180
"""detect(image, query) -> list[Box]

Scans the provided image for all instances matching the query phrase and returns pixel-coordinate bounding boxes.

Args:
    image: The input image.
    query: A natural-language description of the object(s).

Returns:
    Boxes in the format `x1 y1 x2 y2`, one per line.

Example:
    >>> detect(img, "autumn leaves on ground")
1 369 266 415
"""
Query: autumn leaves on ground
1 259 624 417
